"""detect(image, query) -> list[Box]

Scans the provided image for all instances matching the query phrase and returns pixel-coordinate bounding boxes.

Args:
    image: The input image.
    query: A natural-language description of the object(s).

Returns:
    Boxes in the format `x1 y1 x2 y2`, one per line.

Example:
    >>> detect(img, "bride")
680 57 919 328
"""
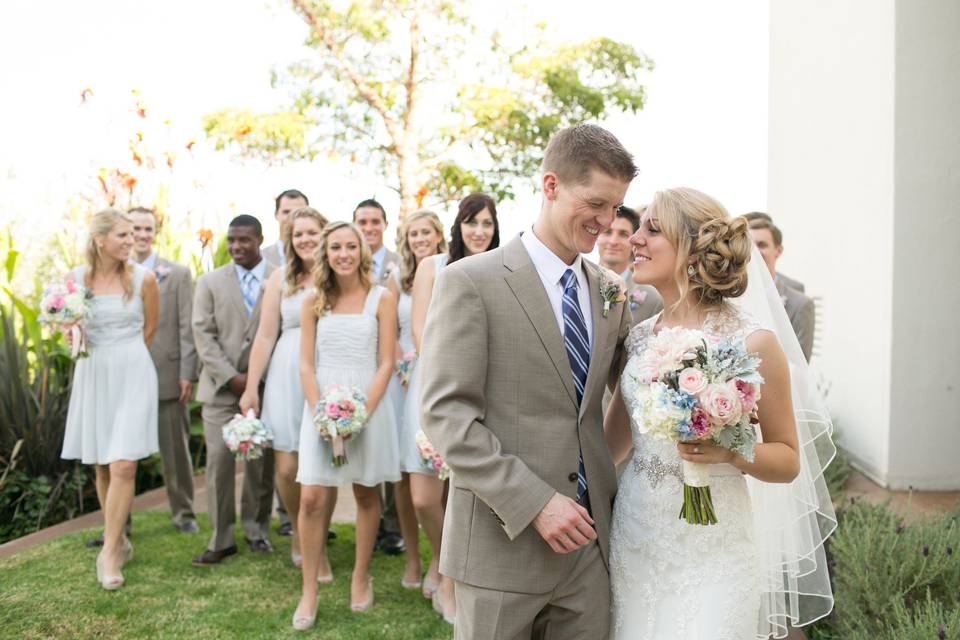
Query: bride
604 188 836 639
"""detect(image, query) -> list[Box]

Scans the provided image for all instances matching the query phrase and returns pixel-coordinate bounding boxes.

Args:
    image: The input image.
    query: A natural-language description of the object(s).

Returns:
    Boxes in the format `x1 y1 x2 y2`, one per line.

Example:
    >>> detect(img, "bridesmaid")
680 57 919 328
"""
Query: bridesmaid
409 193 500 622
384 209 447 591
294 221 400 627
61 209 160 590
240 207 328 568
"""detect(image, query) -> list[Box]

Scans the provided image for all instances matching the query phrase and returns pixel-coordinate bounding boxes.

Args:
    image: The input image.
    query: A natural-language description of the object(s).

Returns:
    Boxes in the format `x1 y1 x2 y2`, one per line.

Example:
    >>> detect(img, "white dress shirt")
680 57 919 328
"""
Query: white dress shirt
134 251 158 270
234 259 267 290
520 228 593 347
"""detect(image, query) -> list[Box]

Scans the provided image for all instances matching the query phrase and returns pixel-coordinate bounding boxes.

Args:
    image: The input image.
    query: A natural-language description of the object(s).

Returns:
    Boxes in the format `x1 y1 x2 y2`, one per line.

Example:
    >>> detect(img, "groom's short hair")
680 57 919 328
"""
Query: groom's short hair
542 123 637 185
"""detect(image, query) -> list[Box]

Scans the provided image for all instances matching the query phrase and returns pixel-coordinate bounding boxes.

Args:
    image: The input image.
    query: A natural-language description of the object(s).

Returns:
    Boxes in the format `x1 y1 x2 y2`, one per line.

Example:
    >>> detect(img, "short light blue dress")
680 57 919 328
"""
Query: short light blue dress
61 264 159 464
296 286 401 487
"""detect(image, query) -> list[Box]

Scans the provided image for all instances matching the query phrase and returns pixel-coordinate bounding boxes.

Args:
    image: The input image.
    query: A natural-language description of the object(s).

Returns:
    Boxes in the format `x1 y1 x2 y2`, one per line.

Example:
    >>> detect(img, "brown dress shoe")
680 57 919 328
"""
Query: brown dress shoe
192 545 238 567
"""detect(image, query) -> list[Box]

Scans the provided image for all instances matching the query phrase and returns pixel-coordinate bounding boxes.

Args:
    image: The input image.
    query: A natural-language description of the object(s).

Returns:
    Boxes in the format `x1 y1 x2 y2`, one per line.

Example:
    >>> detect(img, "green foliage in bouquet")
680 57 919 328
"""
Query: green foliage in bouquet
809 499 960 640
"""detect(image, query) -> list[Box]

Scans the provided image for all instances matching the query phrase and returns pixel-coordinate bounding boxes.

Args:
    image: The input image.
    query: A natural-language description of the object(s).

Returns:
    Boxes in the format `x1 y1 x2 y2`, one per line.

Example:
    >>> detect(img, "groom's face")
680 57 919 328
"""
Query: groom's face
545 168 630 259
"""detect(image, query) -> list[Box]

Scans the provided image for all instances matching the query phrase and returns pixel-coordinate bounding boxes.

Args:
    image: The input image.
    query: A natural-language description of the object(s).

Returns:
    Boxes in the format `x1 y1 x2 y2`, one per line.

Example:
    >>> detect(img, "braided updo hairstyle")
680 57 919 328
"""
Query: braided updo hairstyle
648 187 752 307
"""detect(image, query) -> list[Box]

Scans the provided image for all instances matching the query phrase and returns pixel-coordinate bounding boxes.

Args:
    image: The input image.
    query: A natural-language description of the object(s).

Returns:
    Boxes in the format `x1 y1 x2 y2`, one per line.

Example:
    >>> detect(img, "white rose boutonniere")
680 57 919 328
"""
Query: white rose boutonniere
599 269 627 318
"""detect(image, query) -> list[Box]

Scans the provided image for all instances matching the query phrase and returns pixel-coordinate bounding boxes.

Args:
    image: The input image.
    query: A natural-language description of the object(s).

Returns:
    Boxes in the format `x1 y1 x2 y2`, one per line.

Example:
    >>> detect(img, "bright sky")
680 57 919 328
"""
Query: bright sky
0 0 768 250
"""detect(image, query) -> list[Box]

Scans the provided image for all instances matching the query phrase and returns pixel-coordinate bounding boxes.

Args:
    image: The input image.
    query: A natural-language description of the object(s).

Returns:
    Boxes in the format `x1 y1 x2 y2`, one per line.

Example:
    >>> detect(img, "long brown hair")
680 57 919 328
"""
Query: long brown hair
283 207 328 296
311 221 373 316
396 209 446 294
85 208 134 302
447 192 499 264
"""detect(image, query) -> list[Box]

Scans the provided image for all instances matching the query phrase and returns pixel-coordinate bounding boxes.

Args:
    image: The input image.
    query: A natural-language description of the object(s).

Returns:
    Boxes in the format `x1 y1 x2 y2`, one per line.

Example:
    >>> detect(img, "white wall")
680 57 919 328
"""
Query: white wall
887 0 960 489
768 0 896 483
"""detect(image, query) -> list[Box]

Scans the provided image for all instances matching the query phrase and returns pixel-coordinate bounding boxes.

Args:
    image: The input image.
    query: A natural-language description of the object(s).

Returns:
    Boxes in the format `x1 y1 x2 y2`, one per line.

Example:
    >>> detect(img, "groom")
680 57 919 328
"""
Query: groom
420 123 636 639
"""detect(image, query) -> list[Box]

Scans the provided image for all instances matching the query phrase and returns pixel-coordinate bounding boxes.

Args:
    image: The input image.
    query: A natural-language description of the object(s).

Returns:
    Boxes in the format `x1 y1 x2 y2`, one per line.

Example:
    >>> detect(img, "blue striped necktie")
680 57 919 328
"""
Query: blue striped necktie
560 269 589 500
240 270 257 316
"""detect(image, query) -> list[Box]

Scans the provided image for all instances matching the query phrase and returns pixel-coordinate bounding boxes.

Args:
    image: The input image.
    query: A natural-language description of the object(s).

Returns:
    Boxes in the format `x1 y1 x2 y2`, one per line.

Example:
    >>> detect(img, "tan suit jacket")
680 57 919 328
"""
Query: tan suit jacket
625 279 662 328
419 236 632 594
777 279 815 361
375 247 401 286
262 242 283 268
149 258 198 401
193 261 276 406
776 271 805 293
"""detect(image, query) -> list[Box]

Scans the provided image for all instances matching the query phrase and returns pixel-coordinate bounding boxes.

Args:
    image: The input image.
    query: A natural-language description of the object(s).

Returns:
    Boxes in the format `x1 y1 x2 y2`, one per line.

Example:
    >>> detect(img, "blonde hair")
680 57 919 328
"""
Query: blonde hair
647 187 751 309
396 209 446 294
85 208 134 301
283 207 329 296
311 221 373 315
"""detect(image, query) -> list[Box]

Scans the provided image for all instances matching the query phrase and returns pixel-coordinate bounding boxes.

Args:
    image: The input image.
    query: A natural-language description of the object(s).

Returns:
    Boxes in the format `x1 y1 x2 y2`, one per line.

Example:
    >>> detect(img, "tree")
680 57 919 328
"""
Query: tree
204 0 653 218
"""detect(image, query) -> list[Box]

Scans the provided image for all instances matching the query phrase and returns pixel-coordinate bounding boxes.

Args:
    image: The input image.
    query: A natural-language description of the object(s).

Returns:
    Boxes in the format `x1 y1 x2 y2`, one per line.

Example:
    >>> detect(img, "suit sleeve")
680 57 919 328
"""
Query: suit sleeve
177 267 199 381
794 297 815 362
192 273 238 390
419 266 555 540
609 295 634 389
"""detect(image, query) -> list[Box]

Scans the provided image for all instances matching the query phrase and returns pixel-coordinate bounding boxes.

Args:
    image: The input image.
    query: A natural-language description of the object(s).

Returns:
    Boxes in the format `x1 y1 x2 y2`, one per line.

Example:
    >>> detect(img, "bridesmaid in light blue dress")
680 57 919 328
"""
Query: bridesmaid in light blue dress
293 221 399 628
240 207 327 568
384 209 448 591
60 209 160 591
408 193 500 622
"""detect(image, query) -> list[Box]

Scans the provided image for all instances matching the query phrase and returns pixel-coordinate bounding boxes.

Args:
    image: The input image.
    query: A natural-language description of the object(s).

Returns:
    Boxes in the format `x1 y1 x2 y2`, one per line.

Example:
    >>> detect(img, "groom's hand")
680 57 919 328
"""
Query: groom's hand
532 492 596 554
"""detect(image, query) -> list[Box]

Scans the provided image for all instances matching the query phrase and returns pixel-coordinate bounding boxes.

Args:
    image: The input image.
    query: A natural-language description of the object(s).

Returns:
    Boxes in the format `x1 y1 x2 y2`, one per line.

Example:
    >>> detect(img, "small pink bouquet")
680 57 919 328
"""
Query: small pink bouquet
415 430 449 480
630 326 763 525
313 384 368 467
222 410 273 461
395 351 417 386
39 276 94 358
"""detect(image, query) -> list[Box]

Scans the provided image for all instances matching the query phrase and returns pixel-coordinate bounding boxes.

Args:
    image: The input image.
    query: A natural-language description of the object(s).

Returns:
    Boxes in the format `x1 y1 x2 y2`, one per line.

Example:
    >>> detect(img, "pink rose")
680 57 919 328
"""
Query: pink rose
324 402 340 418
339 409 352 419
341 399 355 412
678 367 707 395
699 383 743 426
48 295 65 312
636 360 659 384
733 379 759 413
689 408 712 438
630 289 647 304
65 279 76 294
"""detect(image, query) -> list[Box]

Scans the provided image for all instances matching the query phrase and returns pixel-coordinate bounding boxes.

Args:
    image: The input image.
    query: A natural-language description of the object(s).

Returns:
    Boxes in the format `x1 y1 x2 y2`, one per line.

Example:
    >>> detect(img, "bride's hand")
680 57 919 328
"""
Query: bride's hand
677 441 735 465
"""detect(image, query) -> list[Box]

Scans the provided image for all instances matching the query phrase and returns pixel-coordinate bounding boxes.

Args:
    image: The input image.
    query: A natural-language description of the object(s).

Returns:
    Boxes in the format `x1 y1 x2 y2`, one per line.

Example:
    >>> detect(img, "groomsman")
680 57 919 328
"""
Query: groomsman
129 207 199 533
351 198 403 554
743 211 805 292
353 199 400 285
597 205 662 327
261 188 308 538
748 217 816 361
262 189 309 267
192 215 277 565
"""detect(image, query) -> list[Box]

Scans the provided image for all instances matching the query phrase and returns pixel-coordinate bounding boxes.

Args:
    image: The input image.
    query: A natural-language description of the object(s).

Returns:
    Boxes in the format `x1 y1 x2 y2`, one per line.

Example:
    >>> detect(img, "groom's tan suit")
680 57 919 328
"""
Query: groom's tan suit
420 235 632 639
193 260 277 552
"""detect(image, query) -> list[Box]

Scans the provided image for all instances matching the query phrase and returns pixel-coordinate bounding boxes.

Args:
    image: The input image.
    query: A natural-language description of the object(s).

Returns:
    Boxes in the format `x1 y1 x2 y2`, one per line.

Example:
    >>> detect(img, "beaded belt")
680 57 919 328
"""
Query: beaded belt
632 454 682 489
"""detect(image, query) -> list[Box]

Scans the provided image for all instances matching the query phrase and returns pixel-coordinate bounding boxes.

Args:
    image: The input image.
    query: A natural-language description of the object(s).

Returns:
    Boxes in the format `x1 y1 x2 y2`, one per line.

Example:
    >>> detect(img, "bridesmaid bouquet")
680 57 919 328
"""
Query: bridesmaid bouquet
630 326 763 525
39 277 94 358
222 410 274 461
395 351 417 386
415 430 449 480
313 384 368 467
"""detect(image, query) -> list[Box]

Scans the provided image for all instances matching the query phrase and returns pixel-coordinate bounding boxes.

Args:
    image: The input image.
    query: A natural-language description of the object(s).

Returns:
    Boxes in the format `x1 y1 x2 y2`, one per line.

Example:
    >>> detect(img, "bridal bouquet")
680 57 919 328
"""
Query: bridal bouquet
39 277 94 358
415 430 449 480
222 410 274 461
395 351 417 386
313 384 368 467
631 326 763 525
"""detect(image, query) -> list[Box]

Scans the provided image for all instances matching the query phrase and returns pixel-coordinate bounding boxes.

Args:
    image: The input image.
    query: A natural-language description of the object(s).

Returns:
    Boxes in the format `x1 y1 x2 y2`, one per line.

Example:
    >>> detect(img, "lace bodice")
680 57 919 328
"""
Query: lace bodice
72 264 146 348
610 302 764 639
314 286 383 372
280 283 310 331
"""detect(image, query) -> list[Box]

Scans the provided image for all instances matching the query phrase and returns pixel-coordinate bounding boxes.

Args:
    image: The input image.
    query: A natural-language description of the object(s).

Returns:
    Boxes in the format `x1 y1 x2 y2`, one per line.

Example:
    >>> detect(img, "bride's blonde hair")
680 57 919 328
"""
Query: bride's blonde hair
647 187 751 309
85 208 134 301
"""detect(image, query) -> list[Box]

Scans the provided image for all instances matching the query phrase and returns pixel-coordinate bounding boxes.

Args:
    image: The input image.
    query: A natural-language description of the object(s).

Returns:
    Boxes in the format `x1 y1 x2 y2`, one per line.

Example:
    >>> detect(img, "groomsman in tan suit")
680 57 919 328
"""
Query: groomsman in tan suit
748 217 816 361
353 198 404 554
261 188 308 538
129 208 199 533
262 189 309 268
597 205 662 328
420 124 637 639
191 215 277 565
743 211 805 292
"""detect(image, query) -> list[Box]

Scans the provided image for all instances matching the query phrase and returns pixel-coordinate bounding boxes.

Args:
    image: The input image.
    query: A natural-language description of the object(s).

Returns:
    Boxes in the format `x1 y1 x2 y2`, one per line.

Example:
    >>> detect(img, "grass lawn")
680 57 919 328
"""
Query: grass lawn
0 511 454 639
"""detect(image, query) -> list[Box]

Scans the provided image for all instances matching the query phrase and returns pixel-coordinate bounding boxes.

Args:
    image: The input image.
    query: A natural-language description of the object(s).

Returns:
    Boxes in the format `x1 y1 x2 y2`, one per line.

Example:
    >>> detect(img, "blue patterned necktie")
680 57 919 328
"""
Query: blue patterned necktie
240 270 257 316
560 268 589 500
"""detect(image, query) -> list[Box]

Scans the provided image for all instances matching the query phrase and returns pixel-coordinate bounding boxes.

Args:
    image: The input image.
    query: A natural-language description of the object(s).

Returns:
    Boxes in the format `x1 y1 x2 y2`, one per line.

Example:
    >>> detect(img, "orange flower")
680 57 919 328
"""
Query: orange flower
123 174 137 191
165 152 175 169
236 125 252 137
197 228 214 248
186 140 195 152
131 151 143 166
416 186 428 208
349 152 357 163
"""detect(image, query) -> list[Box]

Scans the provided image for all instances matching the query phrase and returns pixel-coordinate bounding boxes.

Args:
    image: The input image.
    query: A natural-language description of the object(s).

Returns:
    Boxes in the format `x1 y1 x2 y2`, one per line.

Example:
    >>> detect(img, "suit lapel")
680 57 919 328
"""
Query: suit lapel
501 239 579 410
224 265 250 322
578 262 606 421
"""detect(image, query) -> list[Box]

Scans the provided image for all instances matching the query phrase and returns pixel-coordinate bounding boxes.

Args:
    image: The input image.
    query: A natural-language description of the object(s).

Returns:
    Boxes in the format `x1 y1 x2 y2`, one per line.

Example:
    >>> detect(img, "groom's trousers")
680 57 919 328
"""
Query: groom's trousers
453 540 610 640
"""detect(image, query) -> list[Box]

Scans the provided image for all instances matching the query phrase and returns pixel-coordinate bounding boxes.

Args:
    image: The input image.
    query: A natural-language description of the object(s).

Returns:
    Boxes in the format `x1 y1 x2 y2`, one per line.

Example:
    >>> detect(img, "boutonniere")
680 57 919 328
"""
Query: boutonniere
382 261 398 277
154 264 170 283
628 288 647 310
599 269 627 317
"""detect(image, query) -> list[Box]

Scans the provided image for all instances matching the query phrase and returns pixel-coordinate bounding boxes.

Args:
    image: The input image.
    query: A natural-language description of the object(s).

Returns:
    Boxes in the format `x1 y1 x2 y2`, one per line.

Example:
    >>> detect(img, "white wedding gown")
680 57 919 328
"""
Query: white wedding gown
610 304 764 640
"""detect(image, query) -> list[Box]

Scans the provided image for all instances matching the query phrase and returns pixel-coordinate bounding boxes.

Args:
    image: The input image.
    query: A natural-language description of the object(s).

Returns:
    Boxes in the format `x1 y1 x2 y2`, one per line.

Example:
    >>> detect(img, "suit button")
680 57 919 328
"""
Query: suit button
568 472 578 482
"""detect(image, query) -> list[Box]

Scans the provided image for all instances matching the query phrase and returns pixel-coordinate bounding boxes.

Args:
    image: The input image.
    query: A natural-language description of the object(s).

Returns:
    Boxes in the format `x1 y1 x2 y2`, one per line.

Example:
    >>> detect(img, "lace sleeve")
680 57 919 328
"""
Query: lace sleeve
625 318 655 357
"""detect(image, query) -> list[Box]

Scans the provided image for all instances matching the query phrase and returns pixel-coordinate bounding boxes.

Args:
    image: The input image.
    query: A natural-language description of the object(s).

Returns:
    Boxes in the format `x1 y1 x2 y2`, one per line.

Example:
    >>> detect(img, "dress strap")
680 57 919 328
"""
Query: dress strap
131 263 146 296
362 285 384 316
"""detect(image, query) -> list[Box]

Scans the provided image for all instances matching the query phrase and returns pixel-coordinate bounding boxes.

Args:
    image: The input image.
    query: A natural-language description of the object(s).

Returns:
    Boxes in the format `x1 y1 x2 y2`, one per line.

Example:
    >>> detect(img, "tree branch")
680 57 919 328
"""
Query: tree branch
291 0 404 147
403 12 419 133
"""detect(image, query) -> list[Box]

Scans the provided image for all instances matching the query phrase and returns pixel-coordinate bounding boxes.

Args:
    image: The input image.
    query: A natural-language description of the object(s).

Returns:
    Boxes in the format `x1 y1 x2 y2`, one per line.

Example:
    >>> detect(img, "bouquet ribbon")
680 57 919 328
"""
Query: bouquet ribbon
332 435 345 461
681 460 710 487
70 324 84 359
